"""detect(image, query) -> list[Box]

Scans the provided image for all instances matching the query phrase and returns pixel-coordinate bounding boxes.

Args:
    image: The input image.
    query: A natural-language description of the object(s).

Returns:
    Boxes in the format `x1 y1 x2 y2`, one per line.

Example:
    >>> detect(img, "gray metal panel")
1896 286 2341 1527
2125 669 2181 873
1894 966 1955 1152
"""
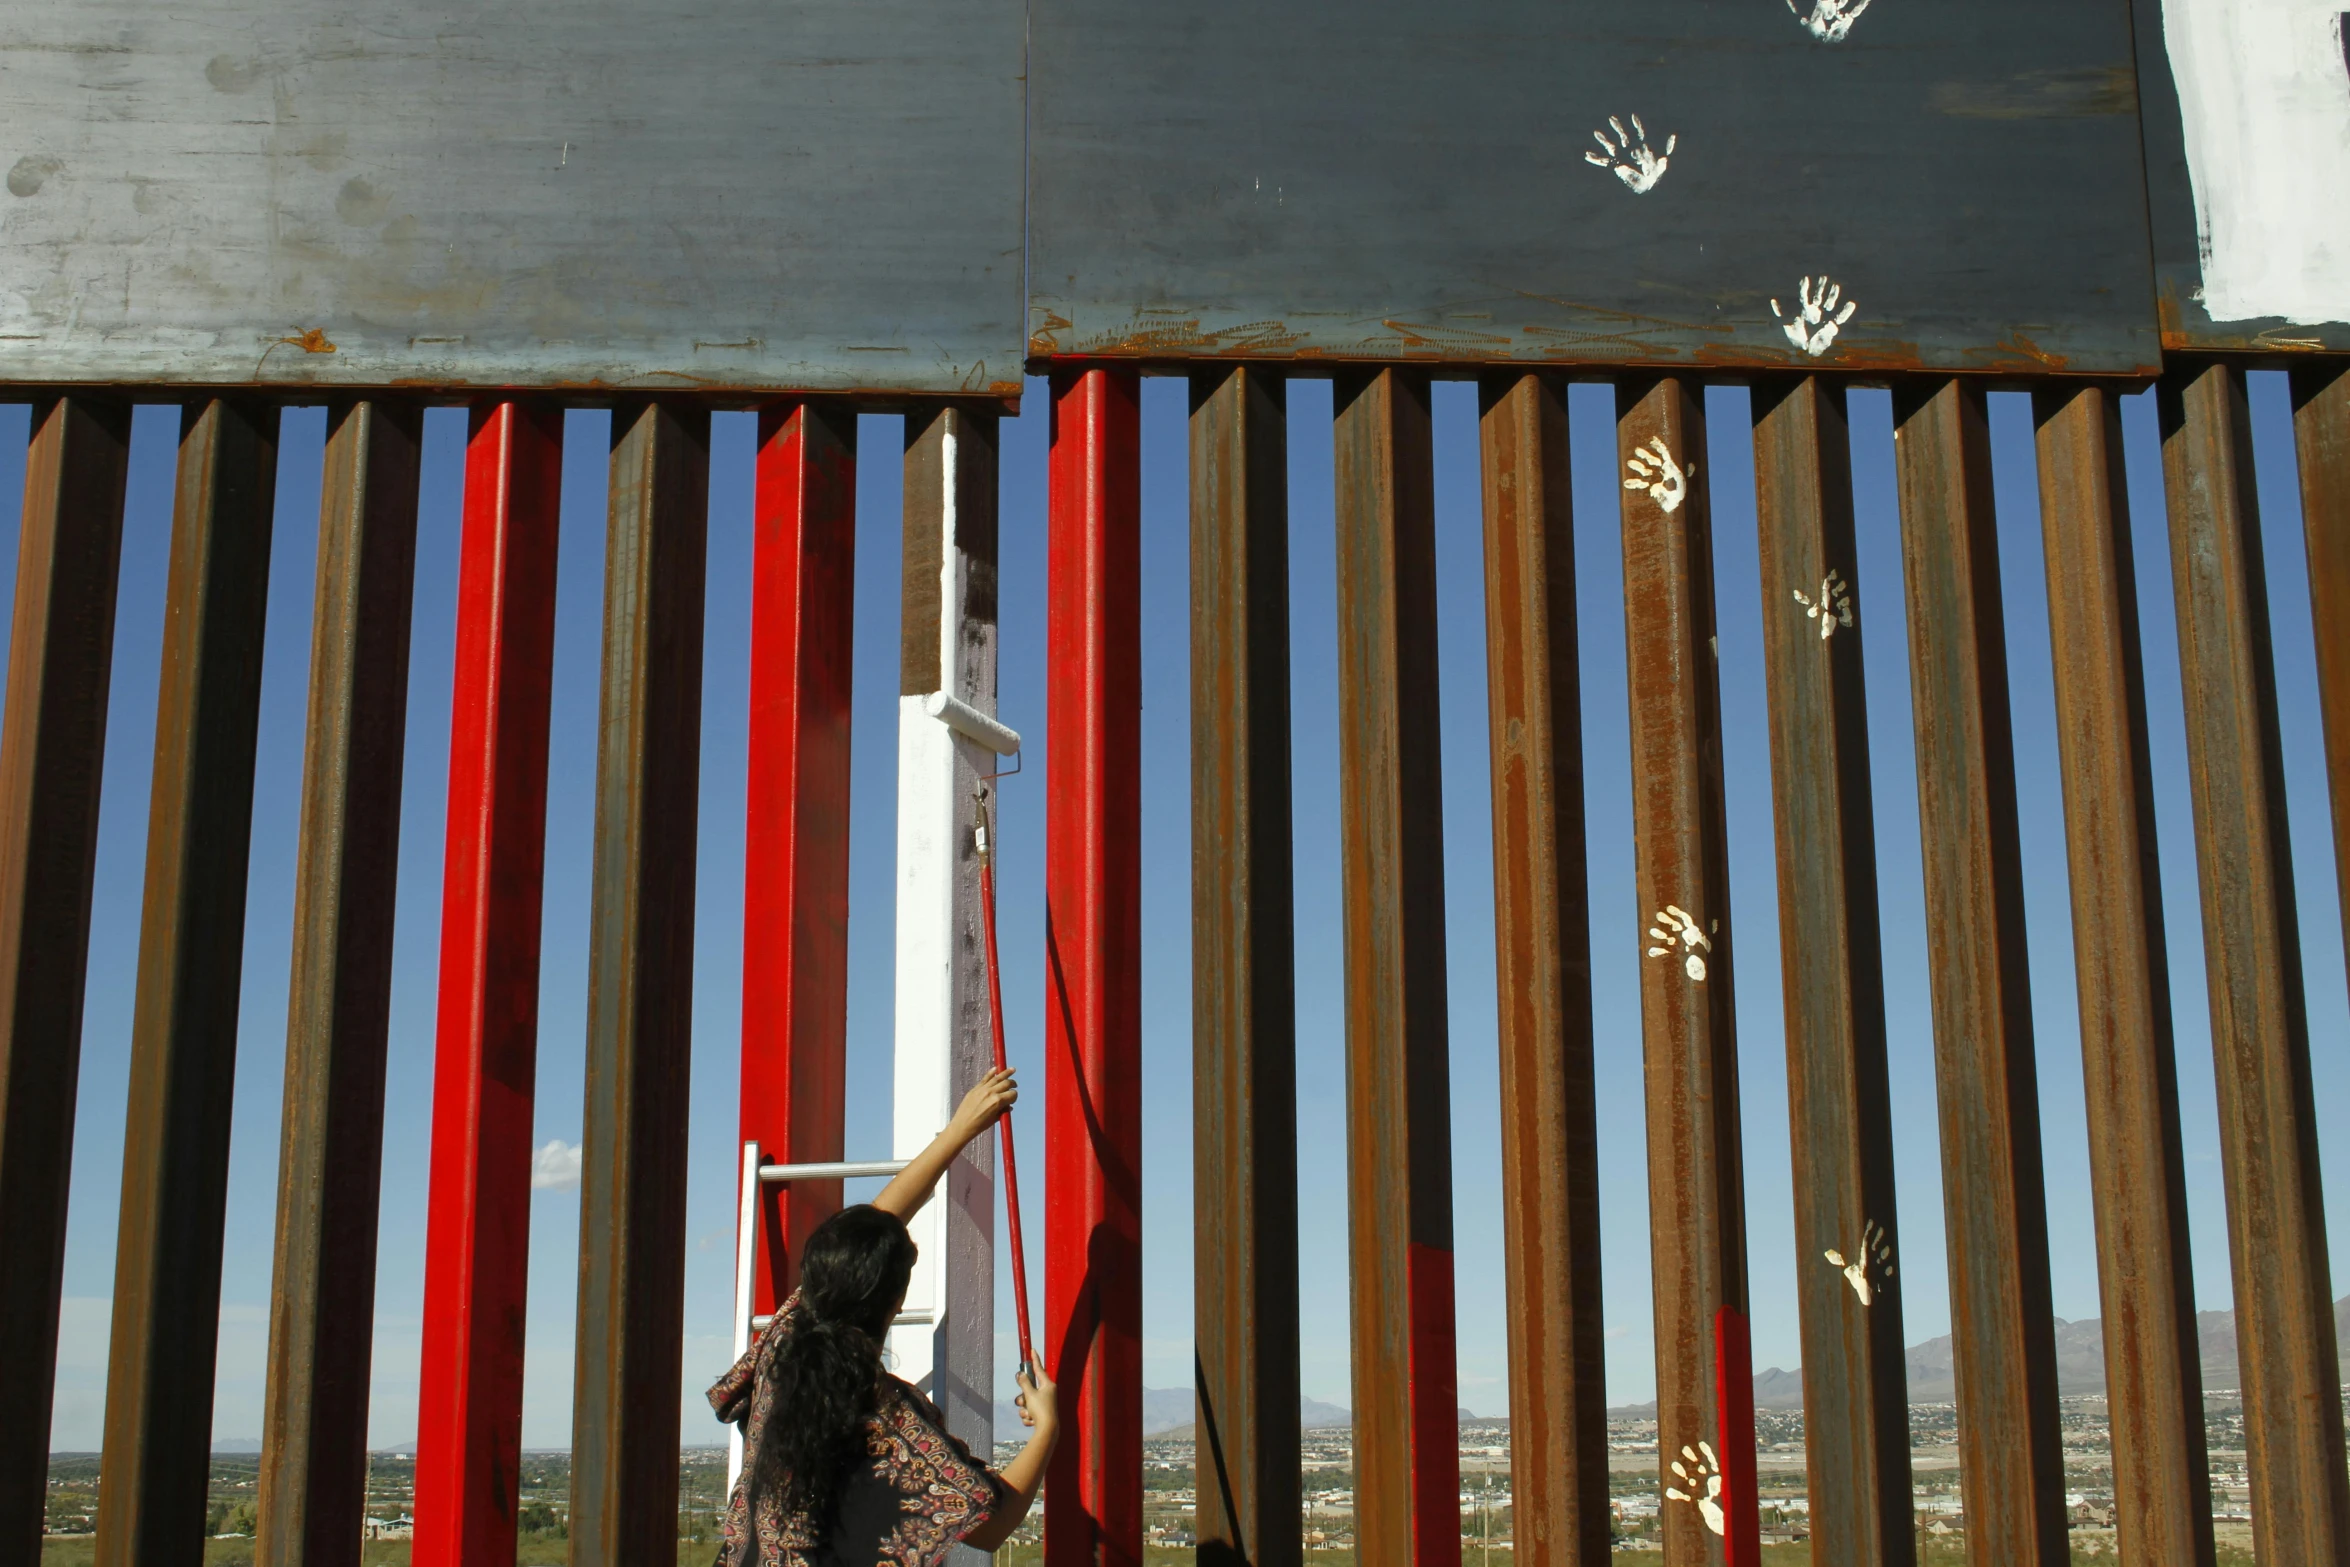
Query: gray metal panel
0 1 1024 395
1029 0 2161 374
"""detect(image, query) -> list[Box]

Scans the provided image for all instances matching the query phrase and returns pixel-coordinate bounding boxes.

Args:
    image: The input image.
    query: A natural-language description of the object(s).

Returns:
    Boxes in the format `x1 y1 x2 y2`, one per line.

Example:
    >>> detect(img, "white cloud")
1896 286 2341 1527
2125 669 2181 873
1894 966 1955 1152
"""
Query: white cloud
532 1140 583 1192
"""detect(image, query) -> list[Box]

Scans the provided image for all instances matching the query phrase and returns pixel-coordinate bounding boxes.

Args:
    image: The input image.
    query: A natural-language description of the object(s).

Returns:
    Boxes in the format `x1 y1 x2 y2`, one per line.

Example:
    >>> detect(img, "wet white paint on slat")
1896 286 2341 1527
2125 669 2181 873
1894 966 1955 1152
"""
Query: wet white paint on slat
2165 0 2350 325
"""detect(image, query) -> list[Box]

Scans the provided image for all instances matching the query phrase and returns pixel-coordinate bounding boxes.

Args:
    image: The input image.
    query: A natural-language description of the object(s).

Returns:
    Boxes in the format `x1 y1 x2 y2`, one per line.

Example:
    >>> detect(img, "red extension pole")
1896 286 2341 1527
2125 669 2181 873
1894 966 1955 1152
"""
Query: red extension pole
1043 367 1143 1567
975 804 1035 1374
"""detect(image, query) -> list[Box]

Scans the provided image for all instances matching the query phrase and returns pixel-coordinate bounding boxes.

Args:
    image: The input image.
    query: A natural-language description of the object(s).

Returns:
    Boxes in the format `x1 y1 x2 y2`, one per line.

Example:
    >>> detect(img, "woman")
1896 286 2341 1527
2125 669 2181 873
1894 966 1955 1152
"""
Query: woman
710 1068 1057 1566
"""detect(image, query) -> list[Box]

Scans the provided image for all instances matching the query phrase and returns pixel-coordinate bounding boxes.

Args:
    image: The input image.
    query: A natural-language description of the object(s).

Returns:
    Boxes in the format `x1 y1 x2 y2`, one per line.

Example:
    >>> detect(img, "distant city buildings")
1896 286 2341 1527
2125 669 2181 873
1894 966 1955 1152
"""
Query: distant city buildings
43 1387 2290 1554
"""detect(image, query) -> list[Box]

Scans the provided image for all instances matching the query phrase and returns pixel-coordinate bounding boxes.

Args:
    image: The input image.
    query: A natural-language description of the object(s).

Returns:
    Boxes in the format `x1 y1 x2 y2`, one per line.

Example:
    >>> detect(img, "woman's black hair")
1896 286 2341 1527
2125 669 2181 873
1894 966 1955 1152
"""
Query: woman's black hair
757 1204 918 1535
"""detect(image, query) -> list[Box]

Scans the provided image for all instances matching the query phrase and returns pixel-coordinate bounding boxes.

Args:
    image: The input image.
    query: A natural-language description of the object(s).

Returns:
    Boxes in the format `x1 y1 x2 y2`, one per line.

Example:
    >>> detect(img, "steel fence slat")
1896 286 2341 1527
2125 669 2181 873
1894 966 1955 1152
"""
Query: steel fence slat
1190 365 1304 1567
1751 375 1914 1567
1476 370 1611 1567
1890 378 2068 1567
257 398 423 1567
2160 362 2350 1567
0 394 131 1567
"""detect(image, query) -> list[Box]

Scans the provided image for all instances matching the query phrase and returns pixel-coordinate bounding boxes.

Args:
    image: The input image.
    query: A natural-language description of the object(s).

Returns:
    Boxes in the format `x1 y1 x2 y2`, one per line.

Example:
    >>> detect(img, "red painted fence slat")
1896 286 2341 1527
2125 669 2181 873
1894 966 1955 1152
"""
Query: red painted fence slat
412 401 563 1567
1044 368 1144 1567
741 404 858 1313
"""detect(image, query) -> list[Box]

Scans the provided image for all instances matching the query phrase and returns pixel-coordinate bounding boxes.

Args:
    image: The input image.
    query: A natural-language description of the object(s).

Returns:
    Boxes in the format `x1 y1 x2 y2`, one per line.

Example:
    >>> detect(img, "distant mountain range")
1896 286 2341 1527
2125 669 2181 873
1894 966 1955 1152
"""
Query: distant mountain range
1730 1292 2350 1414
238 1295 2350 1456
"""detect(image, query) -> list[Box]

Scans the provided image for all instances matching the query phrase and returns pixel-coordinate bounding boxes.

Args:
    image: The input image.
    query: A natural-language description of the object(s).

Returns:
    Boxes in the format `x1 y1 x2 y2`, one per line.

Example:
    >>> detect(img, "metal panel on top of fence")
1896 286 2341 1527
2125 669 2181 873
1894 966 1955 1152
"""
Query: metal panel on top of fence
0 1 1024 395
1028 0 2159 373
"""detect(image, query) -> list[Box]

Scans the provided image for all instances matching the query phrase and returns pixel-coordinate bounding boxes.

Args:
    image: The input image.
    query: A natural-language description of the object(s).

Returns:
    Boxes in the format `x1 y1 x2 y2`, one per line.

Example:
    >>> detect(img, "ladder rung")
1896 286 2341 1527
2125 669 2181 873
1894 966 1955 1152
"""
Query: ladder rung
757 1159 909 1183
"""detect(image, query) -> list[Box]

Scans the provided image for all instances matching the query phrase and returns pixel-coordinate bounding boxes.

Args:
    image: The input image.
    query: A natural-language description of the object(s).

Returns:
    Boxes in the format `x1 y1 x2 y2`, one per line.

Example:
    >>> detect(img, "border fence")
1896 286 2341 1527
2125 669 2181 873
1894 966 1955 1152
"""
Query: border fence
1 4 2347 1567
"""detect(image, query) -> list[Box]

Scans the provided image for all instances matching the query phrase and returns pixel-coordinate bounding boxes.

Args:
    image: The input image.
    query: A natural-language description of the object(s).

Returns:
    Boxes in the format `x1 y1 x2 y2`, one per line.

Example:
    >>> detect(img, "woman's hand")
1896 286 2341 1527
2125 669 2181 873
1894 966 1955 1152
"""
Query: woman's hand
964 1360 1060 1549
1013 1362 1058 1435
876 1068 1019 1222
949 1067 1017 1146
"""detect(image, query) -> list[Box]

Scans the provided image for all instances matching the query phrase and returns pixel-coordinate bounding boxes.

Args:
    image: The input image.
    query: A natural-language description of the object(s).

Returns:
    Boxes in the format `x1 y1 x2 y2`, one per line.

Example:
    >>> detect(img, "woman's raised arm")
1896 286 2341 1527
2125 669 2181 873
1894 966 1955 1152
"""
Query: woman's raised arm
872 1068 1018 1221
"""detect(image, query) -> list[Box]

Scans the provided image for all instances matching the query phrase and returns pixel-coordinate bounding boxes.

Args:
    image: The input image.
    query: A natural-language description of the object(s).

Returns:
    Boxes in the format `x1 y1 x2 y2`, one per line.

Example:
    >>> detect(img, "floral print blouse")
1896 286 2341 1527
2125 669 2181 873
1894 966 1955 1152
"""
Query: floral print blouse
709 1295 1008 1567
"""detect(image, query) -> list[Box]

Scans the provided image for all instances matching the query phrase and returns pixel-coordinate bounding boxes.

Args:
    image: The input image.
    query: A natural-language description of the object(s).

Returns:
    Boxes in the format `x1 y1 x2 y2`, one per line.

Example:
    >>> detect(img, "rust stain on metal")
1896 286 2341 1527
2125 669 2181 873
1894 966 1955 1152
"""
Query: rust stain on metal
2032 383 2214 1567
1512 293 1724 349
1478 370 1610 1567
1960 332 2073 374
1382 319 1515 352
1032 311 1310 360
2159 363 2350 1567
281 328 338 354
2157 287 2333 355
1028 309 1075 356
1890 378 2068 1567
1927 64 2138 119
1695 337 1930 374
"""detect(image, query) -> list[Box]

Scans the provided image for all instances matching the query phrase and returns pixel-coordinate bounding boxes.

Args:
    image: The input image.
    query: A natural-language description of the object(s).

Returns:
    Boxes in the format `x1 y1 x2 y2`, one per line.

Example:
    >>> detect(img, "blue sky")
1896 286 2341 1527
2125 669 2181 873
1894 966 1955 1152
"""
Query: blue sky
14 371 2347 1453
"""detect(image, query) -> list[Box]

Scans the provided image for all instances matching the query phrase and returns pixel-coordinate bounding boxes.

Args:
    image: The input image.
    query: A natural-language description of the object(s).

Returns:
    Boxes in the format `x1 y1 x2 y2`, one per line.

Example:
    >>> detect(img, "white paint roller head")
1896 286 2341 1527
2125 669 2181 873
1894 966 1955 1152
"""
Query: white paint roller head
922 689 1021 756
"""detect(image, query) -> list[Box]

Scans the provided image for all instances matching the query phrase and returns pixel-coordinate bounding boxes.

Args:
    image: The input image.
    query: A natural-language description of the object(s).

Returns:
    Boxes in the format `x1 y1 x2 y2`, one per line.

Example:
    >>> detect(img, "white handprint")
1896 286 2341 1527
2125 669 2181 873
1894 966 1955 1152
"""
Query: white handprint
1823 1219 1896 1306
1791 569 1855 641
1646 905 1715 982
1623 437 1695 514
1788 0 1873 41
1772 275 1859 357
1667 1442 1727 1536
1585 114 1678 194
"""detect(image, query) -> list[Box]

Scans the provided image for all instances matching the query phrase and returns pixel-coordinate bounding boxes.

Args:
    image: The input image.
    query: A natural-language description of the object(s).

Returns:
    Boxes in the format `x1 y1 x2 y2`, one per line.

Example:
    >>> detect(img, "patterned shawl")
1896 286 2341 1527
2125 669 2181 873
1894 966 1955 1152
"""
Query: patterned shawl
708 1294 1008 1567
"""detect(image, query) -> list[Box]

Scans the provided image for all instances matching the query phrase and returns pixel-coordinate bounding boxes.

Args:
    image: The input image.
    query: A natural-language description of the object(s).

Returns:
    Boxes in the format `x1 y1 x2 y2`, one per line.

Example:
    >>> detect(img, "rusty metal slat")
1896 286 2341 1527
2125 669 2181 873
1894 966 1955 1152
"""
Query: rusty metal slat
256 400 423 1567
2159 362 2350 1566
1747 377 1913 1567
569 399 710 1566
0 395 131 1567
2293 364 2350 983
95 397 280 1567
1474 371 1608 1567
1616 377 1755 1567
2032 384 2214 1567
1889 378 2066 1567
1331 368 1460 1567
1189 365 1302 1567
